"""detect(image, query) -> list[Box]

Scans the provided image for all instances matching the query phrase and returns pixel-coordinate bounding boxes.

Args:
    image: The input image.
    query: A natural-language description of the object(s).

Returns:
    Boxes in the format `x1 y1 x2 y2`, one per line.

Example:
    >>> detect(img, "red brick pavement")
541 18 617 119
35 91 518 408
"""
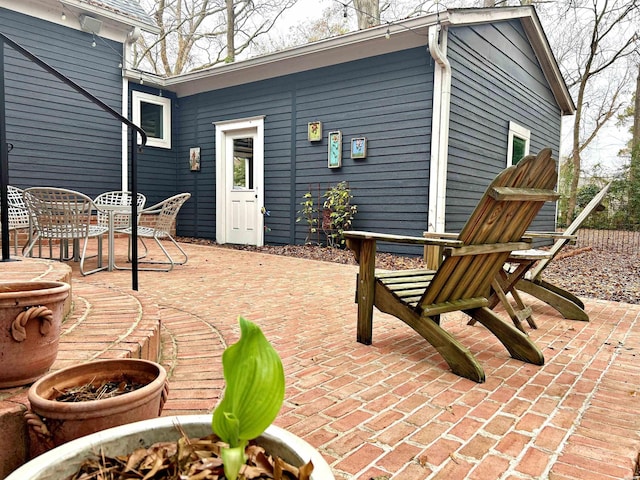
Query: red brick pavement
4 239 640 479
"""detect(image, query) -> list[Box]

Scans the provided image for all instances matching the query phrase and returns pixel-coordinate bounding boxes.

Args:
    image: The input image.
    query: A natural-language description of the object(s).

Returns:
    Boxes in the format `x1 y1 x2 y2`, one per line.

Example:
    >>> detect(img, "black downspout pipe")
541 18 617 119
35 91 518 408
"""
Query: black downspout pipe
0 33 146 290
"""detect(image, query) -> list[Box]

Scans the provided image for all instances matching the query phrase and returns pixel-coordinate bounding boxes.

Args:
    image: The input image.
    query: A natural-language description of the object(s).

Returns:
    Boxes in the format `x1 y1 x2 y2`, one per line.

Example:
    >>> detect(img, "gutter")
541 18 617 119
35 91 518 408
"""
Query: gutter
427 24 451 234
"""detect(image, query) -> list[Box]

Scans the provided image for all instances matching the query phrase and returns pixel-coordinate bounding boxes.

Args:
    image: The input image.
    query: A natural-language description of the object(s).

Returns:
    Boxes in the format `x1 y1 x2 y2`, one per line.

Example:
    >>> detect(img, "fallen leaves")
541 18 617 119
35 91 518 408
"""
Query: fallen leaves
66 430 314 480
178 238 638 305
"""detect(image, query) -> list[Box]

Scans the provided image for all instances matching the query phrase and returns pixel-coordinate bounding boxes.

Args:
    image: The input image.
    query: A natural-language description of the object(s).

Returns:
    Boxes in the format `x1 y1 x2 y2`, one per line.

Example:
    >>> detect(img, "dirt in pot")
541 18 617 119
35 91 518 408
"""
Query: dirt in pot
53 375 146 402
65 425 314 480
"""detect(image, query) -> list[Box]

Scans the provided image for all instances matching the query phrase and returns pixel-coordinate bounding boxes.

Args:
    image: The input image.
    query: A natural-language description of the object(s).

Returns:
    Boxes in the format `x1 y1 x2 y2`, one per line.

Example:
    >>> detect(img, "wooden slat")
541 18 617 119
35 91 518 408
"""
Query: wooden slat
345 231 463 248
377 269 435 279
420 297 489 317
488 187 560 202
443 241 531 257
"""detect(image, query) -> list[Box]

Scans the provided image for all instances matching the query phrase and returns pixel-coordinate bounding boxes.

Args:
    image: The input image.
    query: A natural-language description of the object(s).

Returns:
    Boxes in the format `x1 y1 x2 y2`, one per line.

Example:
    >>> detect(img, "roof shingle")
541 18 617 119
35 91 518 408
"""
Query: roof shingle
72 0 156 28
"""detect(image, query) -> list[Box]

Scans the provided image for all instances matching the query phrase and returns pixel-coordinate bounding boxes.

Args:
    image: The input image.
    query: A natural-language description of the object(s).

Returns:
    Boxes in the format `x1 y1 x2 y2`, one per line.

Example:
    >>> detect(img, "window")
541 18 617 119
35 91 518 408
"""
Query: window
132 91 171 149
233 137 254 189
507 121 530 166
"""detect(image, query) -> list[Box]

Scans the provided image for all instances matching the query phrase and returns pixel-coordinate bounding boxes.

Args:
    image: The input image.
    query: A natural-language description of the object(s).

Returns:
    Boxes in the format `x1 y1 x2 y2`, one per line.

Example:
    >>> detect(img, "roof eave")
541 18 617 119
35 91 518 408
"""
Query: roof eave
60 0 160 34
144 13 444 97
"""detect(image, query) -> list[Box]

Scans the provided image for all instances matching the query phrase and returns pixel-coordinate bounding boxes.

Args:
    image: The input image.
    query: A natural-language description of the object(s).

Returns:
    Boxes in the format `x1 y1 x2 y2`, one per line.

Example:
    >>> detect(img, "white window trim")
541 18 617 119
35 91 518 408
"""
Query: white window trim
132 91 172 149
507 121 530 166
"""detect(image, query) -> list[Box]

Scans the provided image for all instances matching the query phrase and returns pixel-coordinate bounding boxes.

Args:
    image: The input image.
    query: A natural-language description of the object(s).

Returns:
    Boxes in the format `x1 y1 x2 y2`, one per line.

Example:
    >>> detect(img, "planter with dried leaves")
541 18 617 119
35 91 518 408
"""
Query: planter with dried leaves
9 318 334 479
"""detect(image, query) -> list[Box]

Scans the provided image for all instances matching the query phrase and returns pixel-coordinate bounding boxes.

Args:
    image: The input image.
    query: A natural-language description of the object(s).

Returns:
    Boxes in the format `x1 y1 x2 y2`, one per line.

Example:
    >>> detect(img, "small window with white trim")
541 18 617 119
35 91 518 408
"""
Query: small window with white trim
507 121 530 166
132 91 171 149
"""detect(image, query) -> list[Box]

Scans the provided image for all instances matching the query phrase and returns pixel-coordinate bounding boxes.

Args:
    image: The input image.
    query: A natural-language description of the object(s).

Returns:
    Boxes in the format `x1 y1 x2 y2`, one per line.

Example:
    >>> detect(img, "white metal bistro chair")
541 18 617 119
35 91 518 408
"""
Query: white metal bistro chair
94 190 146 232
2 185 32 254
116 192 191 272
22 187 108 275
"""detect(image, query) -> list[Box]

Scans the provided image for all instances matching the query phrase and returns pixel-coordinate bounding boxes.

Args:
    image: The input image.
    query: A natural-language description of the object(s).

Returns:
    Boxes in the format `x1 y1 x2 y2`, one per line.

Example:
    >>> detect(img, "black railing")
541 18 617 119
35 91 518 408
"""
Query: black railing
0 32 146 290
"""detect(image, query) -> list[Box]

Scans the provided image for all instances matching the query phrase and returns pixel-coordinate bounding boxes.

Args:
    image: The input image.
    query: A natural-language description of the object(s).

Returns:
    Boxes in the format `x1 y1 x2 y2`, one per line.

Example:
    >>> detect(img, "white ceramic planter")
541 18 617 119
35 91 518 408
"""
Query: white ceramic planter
7 414 334 480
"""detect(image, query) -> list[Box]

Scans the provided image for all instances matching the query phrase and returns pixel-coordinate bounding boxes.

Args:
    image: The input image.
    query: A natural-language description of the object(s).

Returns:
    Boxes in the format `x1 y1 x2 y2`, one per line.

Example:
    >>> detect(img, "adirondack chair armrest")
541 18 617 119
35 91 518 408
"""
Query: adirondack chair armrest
345 231 463 267
523 231 577 240
522 231 577 246
344 230 464 248
443 241 531 257
422 231 459 239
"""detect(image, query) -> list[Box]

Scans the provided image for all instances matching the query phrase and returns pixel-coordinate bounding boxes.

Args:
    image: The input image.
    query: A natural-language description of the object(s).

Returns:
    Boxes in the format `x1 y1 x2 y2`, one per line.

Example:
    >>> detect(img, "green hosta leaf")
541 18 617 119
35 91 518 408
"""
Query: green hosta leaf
212 316 285 447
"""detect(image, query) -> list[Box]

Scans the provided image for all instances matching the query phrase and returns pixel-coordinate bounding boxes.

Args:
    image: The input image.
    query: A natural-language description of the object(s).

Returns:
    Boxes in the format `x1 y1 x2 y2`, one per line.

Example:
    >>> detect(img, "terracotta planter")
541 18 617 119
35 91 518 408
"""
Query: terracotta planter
7 415 334 479
0 281 70 388
25 358 168 454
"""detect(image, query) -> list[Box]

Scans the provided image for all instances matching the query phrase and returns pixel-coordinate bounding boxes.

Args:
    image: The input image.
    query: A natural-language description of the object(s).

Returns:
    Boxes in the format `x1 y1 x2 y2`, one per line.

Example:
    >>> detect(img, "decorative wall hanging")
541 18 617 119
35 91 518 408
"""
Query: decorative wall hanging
328 131 342 168
189 147 201 171
308 121 322 142
351 137 367 159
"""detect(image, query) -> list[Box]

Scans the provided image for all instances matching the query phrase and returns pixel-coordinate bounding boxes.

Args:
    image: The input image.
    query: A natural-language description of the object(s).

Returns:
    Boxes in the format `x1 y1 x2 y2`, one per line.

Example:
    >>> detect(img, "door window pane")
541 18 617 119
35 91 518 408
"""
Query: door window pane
233 138 253 189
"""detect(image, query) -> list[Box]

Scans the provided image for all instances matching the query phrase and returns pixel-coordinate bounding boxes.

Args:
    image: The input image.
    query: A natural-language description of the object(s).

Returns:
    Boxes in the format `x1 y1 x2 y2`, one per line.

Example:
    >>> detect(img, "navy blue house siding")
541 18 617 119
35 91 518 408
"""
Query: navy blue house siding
172 47 434 253
446 21 561 233
129 85 180 208
1 8 124 198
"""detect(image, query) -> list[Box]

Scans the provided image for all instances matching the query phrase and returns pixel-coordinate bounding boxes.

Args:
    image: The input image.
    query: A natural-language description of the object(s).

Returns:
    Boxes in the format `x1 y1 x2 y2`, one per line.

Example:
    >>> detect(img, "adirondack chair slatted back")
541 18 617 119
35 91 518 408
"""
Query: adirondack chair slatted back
421 149 558 307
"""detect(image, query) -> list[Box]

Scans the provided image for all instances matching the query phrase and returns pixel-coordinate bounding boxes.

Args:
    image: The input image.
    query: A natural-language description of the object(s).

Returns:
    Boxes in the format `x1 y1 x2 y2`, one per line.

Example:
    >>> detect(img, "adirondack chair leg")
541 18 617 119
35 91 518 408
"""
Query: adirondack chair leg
533 278 585 309
407 312 485 382
516 279 589 321
468 307 544 366
355 239 376 345
487 276 536 331
374 287 485 382
469 262 536 330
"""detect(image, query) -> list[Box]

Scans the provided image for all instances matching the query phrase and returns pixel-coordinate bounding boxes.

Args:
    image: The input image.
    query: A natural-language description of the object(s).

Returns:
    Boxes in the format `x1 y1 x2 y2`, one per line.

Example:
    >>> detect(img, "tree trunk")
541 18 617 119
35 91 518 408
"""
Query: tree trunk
632 63 640 168
354 0 379 29
225 0 235 63
630 64 640 220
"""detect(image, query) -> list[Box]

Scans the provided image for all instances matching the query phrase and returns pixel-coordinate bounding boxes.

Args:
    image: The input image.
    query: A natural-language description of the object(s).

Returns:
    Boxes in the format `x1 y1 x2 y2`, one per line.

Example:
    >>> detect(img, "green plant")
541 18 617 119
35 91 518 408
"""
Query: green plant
322 181 357 247
211 316 285 480
296 192 318 244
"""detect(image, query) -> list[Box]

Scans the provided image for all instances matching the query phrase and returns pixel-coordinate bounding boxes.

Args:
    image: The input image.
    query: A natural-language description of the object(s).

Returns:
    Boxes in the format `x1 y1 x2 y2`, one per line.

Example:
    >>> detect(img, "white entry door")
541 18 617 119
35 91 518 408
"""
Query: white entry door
215 117 264 246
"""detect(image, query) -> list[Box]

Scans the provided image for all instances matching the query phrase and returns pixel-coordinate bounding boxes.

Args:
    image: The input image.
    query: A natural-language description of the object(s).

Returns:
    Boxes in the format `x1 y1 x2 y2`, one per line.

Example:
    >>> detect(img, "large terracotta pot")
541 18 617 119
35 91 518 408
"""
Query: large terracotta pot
25 358 168 454
0 281 70 388
7 415 334 479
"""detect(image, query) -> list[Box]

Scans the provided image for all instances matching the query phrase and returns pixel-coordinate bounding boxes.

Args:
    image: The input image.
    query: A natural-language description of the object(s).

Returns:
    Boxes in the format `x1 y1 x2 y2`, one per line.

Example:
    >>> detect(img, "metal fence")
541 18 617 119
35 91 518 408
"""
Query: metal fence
575 228 640 254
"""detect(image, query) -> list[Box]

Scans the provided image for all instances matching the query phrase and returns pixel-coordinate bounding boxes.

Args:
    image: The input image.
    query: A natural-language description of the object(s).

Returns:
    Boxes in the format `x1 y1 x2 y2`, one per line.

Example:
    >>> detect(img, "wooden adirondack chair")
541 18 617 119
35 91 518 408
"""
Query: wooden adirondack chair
344 149 559 382
512 181 611 321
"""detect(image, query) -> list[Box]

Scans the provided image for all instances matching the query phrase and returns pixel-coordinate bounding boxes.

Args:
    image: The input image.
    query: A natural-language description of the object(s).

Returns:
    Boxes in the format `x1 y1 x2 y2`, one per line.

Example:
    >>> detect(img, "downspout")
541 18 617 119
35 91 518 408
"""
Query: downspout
122 27 140 190
427 24 451 234
121 77 129 190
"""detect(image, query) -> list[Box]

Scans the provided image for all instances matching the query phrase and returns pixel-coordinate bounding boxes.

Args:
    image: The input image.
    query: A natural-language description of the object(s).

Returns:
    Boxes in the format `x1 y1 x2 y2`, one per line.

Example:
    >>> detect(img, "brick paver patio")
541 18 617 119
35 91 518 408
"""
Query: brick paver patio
3 239 640 479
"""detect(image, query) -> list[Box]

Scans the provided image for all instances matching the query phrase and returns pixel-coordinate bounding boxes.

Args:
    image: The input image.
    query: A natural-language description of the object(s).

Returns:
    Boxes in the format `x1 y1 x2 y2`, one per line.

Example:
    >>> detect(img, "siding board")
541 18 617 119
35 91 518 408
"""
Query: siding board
170 47 433 251
446 21 561 234
1 8 124 197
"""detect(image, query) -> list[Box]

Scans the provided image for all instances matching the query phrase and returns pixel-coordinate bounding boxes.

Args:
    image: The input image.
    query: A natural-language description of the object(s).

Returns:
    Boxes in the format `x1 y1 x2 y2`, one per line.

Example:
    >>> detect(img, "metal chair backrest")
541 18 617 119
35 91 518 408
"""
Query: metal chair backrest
95 190 146 230
7 185 30 230
23 187 95 240
148 193 191 237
